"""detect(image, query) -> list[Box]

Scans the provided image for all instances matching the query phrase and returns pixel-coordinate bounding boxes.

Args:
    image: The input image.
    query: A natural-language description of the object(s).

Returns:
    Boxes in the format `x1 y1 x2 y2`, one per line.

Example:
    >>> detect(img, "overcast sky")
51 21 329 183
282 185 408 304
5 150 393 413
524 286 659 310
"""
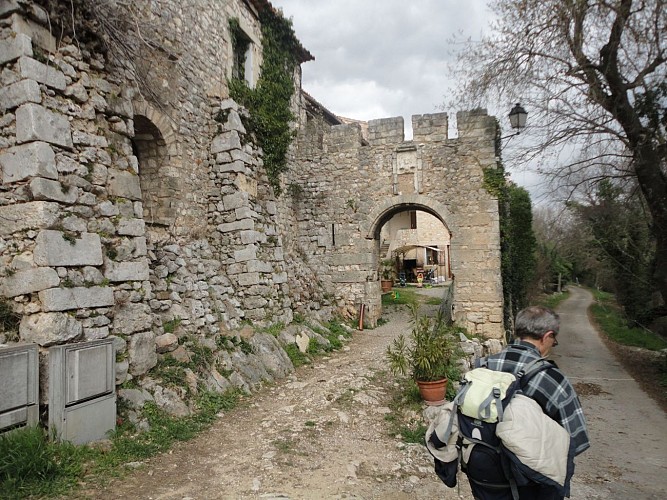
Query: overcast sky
270 0 547 201
272 0 495 128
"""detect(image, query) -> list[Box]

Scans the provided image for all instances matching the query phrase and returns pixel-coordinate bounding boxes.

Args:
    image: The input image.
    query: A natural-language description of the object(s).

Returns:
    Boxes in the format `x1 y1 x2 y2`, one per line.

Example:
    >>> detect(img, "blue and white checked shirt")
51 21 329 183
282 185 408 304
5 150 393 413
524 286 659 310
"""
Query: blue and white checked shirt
485 341 591 456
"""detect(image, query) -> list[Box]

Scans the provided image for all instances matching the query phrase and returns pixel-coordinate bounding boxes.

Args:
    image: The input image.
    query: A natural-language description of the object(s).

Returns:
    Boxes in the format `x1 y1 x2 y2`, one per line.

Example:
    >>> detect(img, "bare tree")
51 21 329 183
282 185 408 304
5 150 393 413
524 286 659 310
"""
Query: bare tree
453 0 667 304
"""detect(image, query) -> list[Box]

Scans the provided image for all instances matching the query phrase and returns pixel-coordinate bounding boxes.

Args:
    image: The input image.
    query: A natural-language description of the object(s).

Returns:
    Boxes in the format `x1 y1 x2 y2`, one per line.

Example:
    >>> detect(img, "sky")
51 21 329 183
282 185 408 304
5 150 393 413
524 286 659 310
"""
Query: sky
270 0 547 201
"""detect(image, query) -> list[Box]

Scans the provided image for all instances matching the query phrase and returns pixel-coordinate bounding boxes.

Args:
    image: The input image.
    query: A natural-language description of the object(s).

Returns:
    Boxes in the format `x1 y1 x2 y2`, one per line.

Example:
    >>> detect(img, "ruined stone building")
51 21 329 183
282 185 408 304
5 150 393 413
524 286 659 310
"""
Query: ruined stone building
0 0 503 433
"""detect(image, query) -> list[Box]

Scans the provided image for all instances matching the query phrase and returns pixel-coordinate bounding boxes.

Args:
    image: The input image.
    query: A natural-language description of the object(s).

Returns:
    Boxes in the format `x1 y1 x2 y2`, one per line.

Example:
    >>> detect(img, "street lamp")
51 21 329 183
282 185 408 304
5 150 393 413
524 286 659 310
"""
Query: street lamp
508 103 527 131
500 103 528 141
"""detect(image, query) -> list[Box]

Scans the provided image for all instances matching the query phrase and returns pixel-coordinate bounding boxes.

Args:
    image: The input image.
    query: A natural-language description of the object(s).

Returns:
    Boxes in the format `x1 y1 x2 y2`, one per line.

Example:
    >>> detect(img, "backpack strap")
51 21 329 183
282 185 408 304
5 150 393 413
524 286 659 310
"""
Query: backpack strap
516 357 552 390
474 356 488 369
478 387 503 421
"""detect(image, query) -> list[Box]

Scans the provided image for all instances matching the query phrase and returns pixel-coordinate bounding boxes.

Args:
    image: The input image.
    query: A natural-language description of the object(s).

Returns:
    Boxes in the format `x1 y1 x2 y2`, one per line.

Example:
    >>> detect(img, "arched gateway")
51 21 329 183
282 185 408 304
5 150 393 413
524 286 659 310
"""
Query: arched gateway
290 109 505 339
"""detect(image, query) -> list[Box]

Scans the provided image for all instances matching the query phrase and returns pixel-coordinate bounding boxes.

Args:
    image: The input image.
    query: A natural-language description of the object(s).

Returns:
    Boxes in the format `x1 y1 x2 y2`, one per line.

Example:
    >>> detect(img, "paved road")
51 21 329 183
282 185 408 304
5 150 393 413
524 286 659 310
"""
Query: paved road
553 286 667 499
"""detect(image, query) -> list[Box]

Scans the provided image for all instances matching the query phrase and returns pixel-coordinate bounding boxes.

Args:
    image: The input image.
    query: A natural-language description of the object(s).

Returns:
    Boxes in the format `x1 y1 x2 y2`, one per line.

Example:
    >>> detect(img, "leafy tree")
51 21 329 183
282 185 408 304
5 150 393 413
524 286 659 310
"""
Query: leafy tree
454 0 667 305
570 180 656 324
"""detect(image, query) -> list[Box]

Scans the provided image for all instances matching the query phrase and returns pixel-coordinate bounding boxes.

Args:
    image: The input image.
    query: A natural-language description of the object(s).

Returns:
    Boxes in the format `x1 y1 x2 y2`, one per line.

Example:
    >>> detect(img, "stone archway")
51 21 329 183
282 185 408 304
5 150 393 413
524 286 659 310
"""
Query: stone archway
360 194 456 325
364 194 453 239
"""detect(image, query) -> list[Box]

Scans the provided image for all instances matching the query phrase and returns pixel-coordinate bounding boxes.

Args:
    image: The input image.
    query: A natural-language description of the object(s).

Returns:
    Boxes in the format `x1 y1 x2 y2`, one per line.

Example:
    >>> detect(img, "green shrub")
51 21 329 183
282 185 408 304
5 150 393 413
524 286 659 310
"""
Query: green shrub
283 343 310 367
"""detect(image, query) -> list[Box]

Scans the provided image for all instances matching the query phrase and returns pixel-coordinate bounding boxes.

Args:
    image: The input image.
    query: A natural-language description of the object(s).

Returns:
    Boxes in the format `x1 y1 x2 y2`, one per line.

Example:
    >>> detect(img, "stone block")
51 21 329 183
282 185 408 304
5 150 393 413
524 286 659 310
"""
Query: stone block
18 56 66 90
155 333 178 353
0 267 60 297
118 388 153 410
128 330 157 376
115 359 129 385
72 130 108 147
97 200 119 217
117 218 145 236
107 95 133 118
222 192 247 211
104 259 150 282
235 207 256 220
11 13 55 53
16 103 73 149
244 296 267 309
273 272 288 284
240 230 262 245
0 79 40 110
107 169 142 200
133 237 147 257
234 246 256 262
216 219 254 233
84 327 110 341
0 201 60 236
0 33 31 65
237 272 260 286
33 230 103 266
0 141 57 183
29 178 78 204
224 109 246 133
39 286 115 311
211 131 241 153
246 260 273 273
113 302 153 335
19 312 82 346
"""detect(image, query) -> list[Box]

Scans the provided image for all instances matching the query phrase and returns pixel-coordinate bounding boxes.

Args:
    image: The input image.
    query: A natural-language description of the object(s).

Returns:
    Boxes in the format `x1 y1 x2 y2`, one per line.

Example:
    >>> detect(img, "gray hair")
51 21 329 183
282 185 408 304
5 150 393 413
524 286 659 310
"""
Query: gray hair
514 306 559 340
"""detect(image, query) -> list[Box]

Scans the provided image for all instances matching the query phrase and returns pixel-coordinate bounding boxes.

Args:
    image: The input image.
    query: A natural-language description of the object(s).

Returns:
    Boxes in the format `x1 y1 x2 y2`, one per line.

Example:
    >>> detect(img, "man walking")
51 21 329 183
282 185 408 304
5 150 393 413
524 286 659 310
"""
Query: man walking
468 305 590 500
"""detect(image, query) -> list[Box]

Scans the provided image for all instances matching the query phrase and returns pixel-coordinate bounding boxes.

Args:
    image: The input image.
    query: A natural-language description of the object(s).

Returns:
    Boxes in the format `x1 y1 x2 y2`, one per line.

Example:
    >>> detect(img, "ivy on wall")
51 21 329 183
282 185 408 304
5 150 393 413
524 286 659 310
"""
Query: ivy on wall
228 11 300 195
485 120 537 339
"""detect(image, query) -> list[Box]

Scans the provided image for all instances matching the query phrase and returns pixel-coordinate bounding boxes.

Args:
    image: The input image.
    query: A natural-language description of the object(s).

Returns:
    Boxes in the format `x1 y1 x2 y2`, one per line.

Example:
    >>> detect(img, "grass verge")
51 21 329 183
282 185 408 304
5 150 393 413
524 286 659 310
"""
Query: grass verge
0 389 244 498
591 289 667 351
536 289 570 310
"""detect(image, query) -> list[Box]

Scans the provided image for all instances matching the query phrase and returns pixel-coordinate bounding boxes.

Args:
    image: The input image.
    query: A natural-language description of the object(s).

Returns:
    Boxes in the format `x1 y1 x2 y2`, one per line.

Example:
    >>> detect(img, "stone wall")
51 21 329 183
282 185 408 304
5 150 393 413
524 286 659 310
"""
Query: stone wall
0 1 316 416
0 0 504 422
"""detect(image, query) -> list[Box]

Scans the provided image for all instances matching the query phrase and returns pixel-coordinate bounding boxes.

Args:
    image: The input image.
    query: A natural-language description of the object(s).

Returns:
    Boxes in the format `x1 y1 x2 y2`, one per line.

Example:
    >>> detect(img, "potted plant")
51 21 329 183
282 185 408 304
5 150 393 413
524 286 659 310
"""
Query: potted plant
380 258 394 293
385 303 459 404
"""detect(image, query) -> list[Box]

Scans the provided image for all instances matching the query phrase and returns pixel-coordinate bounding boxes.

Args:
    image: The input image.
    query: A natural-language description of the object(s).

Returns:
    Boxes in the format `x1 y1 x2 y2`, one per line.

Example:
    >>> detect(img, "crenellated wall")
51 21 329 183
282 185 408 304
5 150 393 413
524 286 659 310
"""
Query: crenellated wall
289 110 504 337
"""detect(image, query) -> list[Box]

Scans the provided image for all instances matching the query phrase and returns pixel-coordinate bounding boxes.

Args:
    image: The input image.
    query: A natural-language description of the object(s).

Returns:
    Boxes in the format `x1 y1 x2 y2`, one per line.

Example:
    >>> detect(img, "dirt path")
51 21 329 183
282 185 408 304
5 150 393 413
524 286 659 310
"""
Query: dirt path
554 286 667 499
75 287 667 499
77 293 472 500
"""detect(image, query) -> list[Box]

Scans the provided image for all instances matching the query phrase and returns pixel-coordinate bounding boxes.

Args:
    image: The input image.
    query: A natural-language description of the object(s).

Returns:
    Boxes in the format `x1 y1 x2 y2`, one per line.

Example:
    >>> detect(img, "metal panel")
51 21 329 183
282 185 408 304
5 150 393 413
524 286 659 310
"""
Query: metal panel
62 394 116 445
65 341 114 404
49 339 116 444
0 344 39 432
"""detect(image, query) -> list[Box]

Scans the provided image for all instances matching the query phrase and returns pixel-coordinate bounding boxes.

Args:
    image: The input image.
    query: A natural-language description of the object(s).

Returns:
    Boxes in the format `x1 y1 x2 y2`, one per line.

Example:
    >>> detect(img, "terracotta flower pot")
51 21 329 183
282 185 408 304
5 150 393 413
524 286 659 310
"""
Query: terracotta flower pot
416 378 448 406
381 279 393 293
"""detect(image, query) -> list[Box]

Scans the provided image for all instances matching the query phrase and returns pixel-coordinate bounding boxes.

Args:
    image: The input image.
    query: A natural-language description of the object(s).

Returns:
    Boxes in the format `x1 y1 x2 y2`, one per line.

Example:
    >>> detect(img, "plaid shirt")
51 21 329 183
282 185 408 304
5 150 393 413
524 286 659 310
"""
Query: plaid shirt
485 340 591 456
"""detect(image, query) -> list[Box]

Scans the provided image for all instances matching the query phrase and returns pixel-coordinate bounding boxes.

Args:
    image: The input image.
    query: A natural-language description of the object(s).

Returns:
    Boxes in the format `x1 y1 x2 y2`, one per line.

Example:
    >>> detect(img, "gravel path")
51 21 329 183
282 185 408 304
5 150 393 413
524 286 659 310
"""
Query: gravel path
78 292 472 499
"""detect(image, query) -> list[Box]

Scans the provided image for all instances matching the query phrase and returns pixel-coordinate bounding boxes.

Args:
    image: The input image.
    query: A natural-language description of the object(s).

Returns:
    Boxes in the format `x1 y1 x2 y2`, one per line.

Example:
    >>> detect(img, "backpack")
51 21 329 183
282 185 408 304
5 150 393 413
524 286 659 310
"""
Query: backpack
425 358 575 499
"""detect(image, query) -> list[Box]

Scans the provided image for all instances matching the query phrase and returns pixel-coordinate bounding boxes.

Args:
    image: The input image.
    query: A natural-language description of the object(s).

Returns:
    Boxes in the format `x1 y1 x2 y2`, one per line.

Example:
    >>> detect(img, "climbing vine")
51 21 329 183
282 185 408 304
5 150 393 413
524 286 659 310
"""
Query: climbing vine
485 121 536 339
228 11 300 195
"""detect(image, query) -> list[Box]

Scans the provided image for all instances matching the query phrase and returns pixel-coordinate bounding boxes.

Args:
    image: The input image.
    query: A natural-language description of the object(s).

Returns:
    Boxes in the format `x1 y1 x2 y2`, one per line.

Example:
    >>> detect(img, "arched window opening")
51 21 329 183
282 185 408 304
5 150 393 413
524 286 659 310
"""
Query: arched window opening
132 115 175 226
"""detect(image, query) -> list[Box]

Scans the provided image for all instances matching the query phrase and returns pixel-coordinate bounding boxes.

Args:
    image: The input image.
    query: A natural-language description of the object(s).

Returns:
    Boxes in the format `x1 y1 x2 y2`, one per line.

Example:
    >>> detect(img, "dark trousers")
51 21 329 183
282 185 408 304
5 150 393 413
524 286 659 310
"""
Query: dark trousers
469 480 564 500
